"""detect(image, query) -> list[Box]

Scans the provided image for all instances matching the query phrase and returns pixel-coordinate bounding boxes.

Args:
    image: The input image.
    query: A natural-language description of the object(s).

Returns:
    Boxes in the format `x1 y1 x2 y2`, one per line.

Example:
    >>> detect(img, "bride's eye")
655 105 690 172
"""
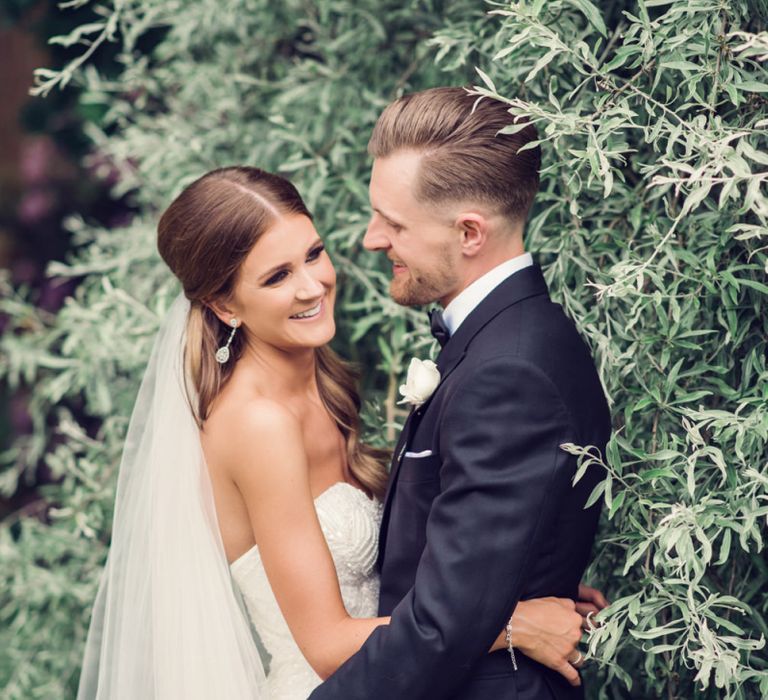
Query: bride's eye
263 269 289 286
307 244 325 262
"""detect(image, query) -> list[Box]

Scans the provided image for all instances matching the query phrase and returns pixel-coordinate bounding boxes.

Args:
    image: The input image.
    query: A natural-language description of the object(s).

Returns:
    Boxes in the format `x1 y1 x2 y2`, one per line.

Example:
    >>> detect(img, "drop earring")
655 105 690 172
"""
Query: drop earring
215 318 238 364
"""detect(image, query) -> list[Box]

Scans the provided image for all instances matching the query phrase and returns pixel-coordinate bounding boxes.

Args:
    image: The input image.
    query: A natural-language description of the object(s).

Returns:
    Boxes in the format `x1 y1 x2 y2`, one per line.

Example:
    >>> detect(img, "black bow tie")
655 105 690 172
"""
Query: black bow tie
428 308 449 348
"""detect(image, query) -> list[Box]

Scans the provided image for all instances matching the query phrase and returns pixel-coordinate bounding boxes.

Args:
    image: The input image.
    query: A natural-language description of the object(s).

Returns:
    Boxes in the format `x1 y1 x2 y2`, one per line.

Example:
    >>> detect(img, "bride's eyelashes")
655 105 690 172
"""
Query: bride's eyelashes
306 243 325 262
261 244 326 287
263 269 289 286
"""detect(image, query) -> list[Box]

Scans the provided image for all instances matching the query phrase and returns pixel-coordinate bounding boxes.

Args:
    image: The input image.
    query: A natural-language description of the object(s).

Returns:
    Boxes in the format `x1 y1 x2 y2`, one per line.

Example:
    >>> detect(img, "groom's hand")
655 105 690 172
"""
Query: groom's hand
491 597 584 687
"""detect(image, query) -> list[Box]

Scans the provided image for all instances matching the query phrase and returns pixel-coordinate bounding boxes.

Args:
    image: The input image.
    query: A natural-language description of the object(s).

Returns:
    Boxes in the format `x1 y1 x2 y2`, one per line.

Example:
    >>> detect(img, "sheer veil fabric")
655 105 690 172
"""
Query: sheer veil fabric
77 294 266 699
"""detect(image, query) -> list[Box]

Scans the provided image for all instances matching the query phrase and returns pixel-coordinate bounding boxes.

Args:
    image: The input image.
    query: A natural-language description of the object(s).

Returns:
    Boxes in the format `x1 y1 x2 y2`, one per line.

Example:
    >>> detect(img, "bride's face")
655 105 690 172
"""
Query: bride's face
227 214 336 351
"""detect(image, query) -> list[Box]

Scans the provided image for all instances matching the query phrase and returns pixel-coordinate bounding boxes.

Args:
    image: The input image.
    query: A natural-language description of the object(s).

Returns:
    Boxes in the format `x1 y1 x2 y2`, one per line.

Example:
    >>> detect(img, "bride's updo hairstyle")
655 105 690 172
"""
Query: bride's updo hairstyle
158 166 388 498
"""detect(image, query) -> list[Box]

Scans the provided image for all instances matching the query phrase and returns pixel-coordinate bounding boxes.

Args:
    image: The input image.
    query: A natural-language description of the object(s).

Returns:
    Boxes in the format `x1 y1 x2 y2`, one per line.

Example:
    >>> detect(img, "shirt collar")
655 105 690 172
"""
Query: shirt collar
442 253 534 336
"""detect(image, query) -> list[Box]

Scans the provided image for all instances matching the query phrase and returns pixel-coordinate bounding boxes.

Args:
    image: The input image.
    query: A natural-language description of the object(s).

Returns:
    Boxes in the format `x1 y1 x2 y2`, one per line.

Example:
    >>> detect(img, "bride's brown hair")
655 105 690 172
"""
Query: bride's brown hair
157 166 388 498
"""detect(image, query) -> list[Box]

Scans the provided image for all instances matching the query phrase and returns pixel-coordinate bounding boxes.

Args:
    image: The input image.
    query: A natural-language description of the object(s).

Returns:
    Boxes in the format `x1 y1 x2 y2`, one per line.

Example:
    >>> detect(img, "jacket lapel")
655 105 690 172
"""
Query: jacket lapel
377 264 550 565
382 407 417 508
376 406 413 569
436 264 549 375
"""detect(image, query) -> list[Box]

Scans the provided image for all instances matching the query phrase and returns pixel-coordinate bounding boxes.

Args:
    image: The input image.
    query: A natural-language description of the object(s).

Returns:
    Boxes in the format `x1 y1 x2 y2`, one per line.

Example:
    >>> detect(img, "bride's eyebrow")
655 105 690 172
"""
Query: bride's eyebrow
257 238 324 282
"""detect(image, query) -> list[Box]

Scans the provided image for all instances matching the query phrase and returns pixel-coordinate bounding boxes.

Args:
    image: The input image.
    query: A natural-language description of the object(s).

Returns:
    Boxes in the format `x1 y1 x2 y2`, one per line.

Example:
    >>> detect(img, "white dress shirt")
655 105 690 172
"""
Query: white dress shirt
442 252 534 336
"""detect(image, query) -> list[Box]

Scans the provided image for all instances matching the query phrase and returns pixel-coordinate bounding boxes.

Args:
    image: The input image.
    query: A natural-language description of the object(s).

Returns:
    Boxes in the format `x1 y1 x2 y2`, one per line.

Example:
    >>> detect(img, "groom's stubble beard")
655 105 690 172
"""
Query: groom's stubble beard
388 247 459 307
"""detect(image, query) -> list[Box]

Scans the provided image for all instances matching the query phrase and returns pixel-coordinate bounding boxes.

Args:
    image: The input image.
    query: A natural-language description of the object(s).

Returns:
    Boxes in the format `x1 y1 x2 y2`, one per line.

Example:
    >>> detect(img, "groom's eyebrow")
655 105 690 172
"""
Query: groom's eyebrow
373 207 403 227
257 238 324 281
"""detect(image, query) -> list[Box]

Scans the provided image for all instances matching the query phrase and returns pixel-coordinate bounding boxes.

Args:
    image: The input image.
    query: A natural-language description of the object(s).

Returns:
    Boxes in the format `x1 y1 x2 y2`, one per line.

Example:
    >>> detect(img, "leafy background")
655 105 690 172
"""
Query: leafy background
1 1 766 698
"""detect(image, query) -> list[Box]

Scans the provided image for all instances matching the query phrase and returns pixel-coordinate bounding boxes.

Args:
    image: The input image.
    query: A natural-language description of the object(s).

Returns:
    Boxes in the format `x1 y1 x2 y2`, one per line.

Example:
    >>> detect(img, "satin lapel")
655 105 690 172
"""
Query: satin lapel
377 406 423 568
377 265 550 567
382 408 416 510
434 266 548 379
380 339 458 519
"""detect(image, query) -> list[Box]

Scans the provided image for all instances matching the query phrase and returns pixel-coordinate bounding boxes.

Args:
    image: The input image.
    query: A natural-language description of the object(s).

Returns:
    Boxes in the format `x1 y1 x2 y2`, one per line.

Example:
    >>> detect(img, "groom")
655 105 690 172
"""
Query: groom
311 87 612 699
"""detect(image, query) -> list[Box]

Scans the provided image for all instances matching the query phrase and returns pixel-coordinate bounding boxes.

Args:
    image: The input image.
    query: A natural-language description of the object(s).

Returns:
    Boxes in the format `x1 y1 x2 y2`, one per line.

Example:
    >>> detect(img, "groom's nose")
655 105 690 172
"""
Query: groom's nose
363 217 390 251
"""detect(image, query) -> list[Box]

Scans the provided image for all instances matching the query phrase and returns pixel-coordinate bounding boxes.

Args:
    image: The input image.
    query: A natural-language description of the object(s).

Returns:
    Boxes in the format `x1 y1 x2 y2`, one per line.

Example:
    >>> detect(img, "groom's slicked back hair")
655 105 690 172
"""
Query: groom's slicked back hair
368 87 541 223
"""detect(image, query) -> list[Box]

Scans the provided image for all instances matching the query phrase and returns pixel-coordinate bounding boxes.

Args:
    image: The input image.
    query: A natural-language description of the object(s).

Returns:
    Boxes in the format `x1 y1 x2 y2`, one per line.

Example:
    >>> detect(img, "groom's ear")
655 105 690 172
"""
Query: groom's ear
454 212 488 258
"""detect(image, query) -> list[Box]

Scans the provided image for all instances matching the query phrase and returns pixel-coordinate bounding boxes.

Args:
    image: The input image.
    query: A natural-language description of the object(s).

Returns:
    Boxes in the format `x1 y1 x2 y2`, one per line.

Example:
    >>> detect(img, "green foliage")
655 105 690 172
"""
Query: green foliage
1 1 767 698
464 1 768 697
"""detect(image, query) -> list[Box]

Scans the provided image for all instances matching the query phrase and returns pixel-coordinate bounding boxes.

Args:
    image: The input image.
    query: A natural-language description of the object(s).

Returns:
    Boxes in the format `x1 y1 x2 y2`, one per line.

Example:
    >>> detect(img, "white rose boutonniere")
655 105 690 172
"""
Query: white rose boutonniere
398 358 441 407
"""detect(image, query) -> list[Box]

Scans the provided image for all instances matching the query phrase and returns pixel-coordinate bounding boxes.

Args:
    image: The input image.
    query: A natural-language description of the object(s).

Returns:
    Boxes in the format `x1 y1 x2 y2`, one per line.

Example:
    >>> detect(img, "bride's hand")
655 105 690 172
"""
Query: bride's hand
575 583 609 622
489 597 584 687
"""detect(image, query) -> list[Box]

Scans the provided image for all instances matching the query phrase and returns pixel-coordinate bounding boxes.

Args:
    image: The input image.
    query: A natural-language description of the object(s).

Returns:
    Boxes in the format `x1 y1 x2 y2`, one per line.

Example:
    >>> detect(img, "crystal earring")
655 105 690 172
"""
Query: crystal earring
215 318 238 364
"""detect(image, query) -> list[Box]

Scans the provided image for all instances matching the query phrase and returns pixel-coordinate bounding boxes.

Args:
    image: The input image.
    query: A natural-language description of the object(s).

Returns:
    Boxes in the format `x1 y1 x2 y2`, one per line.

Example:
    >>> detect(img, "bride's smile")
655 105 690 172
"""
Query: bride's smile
222 213 337 352
290 300 323 319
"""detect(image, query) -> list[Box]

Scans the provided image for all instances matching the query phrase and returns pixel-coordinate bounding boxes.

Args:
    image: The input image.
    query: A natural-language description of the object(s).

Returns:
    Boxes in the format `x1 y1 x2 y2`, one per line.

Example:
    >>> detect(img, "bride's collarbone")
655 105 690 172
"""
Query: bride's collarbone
205 388 348 488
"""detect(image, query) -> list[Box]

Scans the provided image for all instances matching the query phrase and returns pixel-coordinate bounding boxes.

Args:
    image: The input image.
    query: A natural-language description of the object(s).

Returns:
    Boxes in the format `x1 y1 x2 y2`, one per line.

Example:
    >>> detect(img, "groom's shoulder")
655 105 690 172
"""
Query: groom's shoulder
483 295 579 347
469 297 594 376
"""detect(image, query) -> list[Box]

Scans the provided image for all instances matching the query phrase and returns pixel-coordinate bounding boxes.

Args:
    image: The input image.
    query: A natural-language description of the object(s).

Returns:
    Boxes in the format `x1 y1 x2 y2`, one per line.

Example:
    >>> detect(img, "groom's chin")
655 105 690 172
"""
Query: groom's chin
388 284 414 307
389 279 438 308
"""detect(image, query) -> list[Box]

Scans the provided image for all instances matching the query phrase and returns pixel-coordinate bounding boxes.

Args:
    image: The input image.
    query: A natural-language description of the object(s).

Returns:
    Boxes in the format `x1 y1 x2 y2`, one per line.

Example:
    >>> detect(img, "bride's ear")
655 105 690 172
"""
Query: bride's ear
206 298 238 326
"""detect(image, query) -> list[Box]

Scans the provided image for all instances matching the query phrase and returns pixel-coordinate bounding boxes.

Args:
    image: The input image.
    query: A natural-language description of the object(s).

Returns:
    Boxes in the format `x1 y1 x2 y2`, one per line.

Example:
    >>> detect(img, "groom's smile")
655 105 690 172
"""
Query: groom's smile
390 258 408 276
364 149 462 307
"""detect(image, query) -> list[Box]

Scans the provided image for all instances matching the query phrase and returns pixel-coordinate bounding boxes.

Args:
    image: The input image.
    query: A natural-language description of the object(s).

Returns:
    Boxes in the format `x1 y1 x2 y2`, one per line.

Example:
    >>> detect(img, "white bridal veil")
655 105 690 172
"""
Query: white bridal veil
77 294 266 699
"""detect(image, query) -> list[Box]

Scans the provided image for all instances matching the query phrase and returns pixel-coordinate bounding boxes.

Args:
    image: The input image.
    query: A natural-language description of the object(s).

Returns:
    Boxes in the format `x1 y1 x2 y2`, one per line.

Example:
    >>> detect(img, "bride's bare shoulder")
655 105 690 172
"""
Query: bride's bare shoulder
204 395 307 481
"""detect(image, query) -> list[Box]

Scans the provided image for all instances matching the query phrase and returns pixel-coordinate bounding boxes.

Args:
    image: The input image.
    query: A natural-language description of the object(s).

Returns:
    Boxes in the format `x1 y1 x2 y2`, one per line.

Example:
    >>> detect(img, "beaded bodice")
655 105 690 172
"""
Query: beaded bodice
230 482 382 699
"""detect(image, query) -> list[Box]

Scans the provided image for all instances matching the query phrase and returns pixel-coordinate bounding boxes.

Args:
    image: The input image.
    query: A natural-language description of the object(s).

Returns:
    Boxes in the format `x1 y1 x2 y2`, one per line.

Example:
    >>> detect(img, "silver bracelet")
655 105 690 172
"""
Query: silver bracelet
504 617 519 671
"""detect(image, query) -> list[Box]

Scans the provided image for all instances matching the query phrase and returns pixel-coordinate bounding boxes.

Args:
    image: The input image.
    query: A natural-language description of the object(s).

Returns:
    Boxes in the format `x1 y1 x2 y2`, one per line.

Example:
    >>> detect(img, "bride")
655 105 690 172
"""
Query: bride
77 166 589 699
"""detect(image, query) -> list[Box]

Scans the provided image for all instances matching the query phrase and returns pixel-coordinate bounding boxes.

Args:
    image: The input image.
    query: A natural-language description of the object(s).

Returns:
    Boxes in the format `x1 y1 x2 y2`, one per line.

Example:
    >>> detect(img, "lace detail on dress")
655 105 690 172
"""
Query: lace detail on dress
230 483 382 700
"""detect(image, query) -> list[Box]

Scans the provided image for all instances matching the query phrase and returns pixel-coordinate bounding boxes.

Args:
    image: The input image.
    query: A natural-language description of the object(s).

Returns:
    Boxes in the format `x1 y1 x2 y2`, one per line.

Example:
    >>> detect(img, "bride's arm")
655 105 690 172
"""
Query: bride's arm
220 399 388 680
217 399 586 683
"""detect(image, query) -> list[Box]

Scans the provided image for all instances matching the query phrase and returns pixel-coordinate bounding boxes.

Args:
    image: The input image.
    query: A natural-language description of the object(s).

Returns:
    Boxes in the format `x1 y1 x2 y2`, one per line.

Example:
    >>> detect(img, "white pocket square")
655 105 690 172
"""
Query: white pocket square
404 449 434 459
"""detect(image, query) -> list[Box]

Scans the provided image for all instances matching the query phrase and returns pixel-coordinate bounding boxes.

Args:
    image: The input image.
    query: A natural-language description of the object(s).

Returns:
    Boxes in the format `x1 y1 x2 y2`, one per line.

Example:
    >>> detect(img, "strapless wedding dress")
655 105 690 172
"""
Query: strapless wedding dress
230 482 382 699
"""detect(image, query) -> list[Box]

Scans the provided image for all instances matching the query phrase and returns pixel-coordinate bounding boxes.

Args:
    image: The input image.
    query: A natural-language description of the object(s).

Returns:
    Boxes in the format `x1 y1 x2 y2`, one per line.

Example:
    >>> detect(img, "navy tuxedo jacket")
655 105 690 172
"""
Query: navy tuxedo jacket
310 265 611 700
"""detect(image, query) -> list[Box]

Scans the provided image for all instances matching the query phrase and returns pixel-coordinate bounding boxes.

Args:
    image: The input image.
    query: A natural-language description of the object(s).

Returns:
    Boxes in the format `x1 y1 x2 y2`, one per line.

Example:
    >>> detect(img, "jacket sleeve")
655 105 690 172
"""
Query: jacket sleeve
309 355 575 699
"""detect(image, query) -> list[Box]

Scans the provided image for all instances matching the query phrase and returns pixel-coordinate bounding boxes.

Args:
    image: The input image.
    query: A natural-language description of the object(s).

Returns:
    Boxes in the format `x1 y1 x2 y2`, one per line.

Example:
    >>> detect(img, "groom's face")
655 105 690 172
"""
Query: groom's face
365 149 461 307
